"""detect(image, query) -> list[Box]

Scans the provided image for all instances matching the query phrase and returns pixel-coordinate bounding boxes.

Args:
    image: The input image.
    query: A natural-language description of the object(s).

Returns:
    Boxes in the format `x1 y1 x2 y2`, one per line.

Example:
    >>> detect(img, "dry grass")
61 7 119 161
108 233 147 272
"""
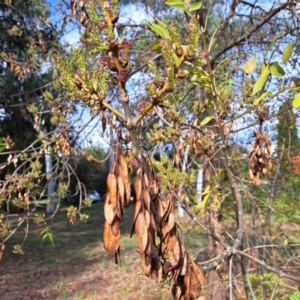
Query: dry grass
0 203 207 300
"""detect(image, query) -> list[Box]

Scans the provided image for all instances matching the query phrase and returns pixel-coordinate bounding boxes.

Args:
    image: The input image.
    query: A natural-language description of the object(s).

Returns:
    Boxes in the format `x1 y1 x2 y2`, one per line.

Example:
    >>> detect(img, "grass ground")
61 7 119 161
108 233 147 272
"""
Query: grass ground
0 202 207 300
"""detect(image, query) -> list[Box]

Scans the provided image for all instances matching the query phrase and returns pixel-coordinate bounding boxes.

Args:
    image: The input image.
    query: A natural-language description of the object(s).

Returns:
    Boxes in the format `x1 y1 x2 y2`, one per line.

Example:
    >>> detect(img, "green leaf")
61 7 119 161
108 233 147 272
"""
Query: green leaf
154 16 168 28
40 228 48 235
252 67 270 95
48 233 55 246
261 62 267 74
253 91 271 106
292 92 300 108
189 1 202 11
165 0 191 15
265 30 283 56
195 193 210 209
282 41 293 63
201 184 211 196
200 116 213 125
41 233 48 241
146 22 171 40
242 56 256 75
270 62 285 77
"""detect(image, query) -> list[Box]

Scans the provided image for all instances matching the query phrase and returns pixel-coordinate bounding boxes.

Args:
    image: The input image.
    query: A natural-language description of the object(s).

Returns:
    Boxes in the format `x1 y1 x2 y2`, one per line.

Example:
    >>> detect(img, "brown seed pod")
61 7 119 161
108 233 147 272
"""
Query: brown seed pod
152 265 163 284
107 173 118 212
117 175 125 210
141 253 152 276
156 199 165 224
150 211 157 231
118 154 131 203
149 171 160 196
172 276 184 300
145 209 151 231
180 252 188 276
249 168 254 180
134 176 142 202
167 227 181 267
167 227 181 268
103 221 121 253
111 216 121 236
189 267 202 299
135 210 148 254
182 271 191 300
189 256 207 285
143 172 149 189
104 193 116 224
143 188 151 212
168 212 175 231
130 196 142 238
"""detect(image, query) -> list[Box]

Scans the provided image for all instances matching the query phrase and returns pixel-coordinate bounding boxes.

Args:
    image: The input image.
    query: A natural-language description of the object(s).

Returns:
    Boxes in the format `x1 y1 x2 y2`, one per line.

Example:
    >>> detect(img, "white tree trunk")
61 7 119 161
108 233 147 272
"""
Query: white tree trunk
44 130 56 214
196 168 203 203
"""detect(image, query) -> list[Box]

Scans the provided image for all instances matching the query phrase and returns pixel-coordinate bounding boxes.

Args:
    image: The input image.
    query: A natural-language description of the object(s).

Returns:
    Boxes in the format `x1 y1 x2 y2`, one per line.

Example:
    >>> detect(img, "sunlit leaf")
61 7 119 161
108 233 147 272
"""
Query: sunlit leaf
200 116 213 125
282 40 293 63
253 91 271 106
242 56 256 75
201 184 211 196
165 0 191 15
146 22 171 40
261 62 267 74
189 1 202 11
270 62 285 77
154 16 168 28
292 92 300 108
150 42 161 52
252 67 270 95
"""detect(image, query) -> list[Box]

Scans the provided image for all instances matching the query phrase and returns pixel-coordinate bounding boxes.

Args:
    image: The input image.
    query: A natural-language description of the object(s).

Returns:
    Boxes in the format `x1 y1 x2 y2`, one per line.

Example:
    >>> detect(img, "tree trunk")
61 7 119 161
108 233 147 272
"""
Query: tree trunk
203 160 231 300
44 130 56 214
194 84 230 298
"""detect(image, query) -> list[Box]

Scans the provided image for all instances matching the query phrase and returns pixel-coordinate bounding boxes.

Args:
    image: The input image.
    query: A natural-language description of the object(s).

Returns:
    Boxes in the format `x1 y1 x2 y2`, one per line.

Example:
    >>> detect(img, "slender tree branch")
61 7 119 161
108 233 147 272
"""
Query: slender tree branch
211 2 290 64
235 250 300 283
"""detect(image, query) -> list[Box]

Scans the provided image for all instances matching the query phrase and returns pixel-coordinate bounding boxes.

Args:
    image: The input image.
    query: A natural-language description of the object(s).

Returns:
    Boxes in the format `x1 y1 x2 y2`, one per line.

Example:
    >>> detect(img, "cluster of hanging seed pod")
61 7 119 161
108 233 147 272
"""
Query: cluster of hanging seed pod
132 167 206 298
103 156 207 299
249 131 272 185
186 131 215 157
103 153 131 262
154 192 207 299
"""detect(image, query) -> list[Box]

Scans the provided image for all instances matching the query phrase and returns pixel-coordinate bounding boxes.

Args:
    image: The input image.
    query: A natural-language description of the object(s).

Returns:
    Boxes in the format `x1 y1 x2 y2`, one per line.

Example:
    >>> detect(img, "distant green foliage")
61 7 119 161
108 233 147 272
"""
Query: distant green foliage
290 291 300 300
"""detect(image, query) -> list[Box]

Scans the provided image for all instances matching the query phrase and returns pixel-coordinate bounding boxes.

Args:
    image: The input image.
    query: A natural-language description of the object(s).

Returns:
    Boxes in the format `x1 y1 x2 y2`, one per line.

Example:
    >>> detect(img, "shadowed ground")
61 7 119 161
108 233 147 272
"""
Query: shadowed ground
0 203 207 300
